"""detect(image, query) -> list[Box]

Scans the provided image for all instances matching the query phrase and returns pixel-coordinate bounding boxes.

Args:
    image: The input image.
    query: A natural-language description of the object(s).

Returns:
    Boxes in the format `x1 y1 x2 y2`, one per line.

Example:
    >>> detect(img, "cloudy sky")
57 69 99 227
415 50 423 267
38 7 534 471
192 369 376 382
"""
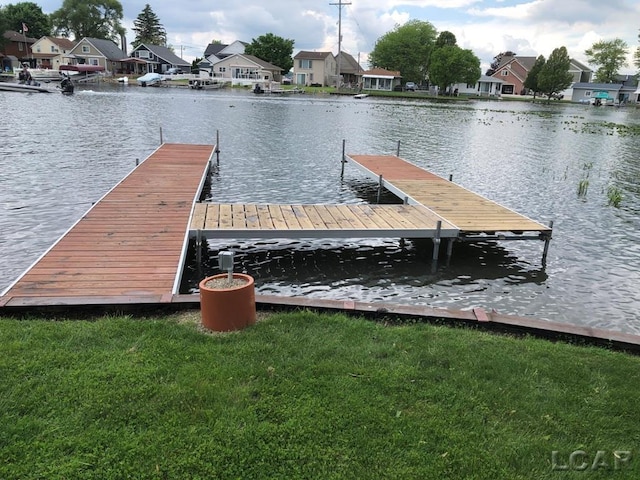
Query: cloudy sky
36 0 639 72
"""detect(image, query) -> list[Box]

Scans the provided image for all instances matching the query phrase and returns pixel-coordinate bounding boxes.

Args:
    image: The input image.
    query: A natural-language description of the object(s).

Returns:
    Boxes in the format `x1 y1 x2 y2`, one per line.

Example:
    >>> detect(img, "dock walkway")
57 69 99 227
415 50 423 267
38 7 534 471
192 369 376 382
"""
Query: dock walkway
0 143 214 307
189 203 458 239
346 154 552 242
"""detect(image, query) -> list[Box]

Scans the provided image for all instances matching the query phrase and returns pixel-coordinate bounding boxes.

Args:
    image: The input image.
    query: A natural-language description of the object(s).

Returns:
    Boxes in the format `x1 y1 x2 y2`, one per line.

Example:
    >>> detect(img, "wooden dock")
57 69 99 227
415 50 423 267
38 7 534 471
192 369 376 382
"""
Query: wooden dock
2 143 638 350
189 203 458 239
346 154 552 252
0 143 214 307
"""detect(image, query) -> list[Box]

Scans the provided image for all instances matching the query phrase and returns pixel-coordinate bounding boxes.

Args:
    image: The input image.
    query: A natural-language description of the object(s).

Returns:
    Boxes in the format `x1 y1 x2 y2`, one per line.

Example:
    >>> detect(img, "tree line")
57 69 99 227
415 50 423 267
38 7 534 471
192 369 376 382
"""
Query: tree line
2 2 639 87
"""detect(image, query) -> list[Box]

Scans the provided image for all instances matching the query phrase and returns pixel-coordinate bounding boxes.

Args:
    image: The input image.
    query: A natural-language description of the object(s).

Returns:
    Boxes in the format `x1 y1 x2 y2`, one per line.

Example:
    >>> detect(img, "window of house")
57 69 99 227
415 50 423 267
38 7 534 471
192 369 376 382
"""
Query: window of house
138 50 150 59
501 69 508 76
299 59 312 69
82 45 90 53
219 67 226 73
585 91 591 97
90 58 98 66
50 46 56 53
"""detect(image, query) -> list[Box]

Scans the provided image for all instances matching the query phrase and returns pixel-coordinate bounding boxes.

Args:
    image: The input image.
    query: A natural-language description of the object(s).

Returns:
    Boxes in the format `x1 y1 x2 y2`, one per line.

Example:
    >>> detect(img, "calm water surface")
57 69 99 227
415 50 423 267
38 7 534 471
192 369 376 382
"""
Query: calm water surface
1 84 639 332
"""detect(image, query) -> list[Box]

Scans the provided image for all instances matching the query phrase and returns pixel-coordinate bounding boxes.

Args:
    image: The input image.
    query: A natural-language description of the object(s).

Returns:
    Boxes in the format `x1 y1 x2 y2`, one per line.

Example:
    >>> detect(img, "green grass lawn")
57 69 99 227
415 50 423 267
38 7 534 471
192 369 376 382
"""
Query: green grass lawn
1 310 639 479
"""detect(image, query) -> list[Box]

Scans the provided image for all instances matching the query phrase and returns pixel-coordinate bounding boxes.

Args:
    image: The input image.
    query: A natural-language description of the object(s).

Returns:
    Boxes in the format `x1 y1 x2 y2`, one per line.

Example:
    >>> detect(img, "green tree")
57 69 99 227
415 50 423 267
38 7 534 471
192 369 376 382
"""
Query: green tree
537 46 573 101
244 33 294 72
435 31 457 48
1 2 51 38
585 38 628 83
633 30 640 74
523 55 546 99
429 45 481 93
368 19 437 84
51 0 125 41
131 4 166 48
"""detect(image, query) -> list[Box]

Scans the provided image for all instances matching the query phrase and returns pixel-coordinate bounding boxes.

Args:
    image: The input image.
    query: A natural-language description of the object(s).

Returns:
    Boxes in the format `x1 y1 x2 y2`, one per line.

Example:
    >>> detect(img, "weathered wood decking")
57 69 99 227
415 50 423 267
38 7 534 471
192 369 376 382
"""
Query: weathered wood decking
189 203 458 239
0 143 214 307
346 154 552 236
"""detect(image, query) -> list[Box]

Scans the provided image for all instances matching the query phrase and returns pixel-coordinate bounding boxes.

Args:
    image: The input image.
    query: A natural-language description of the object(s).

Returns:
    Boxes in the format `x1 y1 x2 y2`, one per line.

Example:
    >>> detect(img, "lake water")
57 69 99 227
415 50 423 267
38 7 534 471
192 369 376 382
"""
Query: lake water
1 84 639 333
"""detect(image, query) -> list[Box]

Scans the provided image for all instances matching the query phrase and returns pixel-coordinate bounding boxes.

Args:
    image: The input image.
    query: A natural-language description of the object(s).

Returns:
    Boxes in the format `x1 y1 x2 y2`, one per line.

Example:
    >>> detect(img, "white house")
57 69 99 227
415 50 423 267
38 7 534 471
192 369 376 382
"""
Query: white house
210 53 282 86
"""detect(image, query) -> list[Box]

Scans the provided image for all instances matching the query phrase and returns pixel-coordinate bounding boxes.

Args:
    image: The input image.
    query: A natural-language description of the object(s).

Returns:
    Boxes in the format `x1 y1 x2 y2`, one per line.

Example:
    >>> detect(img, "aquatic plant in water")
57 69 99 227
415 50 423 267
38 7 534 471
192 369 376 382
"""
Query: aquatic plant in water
607 186 622 207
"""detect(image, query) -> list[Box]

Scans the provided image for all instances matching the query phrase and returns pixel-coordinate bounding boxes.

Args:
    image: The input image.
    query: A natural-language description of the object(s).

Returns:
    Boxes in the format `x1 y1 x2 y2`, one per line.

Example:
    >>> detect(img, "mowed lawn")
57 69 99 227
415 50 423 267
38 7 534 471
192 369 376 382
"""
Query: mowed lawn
1 310 639 479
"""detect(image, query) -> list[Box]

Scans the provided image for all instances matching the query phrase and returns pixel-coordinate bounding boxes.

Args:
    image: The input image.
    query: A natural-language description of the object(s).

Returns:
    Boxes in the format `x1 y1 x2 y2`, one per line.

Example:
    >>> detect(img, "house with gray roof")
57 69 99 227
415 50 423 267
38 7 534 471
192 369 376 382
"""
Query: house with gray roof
336 51 363 87
128 43 191 75
66 37 125 75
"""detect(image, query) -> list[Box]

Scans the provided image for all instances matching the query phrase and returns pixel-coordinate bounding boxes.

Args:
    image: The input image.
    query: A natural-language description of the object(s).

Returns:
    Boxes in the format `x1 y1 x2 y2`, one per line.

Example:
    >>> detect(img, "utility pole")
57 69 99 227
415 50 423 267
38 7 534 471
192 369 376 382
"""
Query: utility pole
330 0 351 91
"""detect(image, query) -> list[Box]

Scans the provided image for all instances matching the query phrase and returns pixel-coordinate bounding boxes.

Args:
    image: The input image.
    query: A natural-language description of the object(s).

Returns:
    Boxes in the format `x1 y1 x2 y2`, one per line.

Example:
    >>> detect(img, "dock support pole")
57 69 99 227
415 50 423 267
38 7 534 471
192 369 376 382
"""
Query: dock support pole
446 238 454 258
136 158 139 166
196 230 203 276
449 174 453 182
396 140 401 157
341 139 346 178
430 221 442 272
541 220 553 265
216 130 220 166
377 174 383 203
403 196 409 205
160 127 163 145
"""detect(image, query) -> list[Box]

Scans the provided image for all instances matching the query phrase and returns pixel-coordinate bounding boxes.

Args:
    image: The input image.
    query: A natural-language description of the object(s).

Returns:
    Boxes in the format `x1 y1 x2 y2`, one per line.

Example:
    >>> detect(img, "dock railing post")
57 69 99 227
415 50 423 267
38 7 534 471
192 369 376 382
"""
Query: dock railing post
396 140 401 157
449 174 453 182
377 174 383 203
216 129 220 166
341 139 346 178
160 127 163 145
542 220 553 265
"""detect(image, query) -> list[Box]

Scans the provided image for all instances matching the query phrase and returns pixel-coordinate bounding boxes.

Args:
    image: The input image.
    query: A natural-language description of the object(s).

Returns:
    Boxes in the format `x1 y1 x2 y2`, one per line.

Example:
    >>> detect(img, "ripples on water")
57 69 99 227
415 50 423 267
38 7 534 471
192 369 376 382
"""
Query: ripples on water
1 85 640 333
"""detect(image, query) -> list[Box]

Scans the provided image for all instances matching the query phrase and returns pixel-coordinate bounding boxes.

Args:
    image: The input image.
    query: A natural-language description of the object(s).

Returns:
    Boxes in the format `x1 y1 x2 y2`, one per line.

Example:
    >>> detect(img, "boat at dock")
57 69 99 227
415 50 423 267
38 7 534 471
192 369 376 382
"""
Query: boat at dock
189 78 226 90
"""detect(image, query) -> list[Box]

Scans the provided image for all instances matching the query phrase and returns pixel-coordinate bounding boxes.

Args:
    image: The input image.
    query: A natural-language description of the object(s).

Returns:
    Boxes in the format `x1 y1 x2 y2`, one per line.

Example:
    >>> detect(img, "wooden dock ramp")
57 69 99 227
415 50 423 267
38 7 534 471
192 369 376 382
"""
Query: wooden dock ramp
0 143 214 307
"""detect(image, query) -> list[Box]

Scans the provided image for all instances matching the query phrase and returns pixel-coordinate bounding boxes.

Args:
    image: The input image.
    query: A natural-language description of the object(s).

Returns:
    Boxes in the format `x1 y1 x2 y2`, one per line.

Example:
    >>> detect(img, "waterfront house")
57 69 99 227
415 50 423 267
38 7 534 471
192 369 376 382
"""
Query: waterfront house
30 36 76 70
570 83 621 104
66 38 126 75
1 30 37 70
210 53 282 86
293 51 336 87
452 75 504 97
490 55 536 95
199 41 248 73
361 68 401 91
127 43 190 75
335 51 363 87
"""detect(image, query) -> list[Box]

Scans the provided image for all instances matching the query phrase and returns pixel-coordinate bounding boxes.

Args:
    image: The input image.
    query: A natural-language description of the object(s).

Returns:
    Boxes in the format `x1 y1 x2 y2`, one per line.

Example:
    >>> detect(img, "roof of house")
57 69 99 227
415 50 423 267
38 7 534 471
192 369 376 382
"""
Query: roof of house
570 58 592 72
294 51 334 60
136 44 190 66
43 36 76 50
3 30 37 42
497 55 537 71
572 82 622 90
336 51 362 74
478 75 504 84
361 67 401 78
204 43 227 57
78 38 126 60
214 53 282 72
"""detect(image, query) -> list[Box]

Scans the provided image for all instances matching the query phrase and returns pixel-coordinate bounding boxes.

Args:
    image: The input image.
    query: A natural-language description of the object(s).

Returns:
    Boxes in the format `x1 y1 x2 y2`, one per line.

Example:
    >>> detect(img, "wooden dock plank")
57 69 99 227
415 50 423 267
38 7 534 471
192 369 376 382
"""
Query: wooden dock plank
1 143 214 302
